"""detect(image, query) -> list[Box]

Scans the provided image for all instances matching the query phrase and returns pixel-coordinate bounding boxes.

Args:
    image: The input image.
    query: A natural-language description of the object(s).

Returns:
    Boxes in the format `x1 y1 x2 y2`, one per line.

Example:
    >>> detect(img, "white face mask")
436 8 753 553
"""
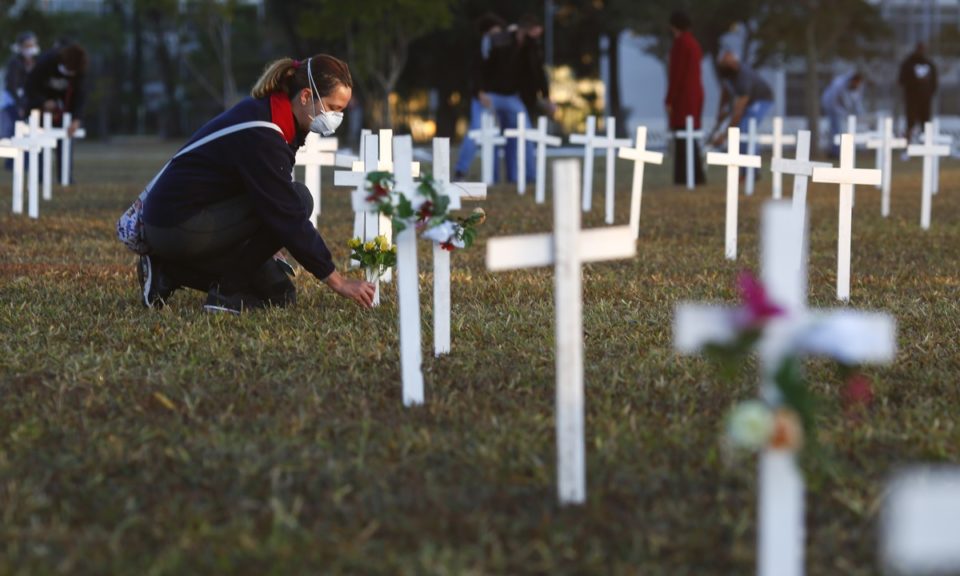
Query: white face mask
307 57 344 136
22 45 39 57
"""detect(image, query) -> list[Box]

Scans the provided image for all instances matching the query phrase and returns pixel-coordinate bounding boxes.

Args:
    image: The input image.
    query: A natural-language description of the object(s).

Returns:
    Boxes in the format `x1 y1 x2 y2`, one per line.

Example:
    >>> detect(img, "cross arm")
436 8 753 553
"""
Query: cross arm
771 158 831 177
618 148 664 164
487 226 636 271
674 304 739 354
706 152 762 169
812 166 881 187
795 311 896 365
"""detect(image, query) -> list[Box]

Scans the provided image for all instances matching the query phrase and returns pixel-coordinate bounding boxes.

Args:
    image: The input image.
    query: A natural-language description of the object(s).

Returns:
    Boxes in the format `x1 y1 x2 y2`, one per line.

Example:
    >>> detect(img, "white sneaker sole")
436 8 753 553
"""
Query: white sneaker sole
203 304 241 315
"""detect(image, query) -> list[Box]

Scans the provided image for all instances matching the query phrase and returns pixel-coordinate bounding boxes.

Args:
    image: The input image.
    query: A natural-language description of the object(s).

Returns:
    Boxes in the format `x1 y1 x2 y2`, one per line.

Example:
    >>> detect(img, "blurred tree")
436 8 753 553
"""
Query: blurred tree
298 0 456 128
758 0 887 154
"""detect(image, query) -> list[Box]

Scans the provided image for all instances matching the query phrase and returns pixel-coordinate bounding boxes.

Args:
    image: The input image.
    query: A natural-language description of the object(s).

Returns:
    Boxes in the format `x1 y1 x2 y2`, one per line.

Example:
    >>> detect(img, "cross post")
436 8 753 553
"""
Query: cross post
675 115 704 190
758 117 798 200
487 158 636 505
675 201 896 576
295 132 338 226
526 116 561 204
430 137 486 357
468 112 506 185
618 126 664 238
706 127 762 260
867 117 906 216
503 111 529 195
813 134 882 301
770 130 831 268
906 121 950 230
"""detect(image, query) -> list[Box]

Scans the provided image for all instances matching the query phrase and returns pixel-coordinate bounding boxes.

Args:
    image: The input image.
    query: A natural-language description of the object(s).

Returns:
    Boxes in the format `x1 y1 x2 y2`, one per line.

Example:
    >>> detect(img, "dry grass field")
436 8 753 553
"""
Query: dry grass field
1 140 958 574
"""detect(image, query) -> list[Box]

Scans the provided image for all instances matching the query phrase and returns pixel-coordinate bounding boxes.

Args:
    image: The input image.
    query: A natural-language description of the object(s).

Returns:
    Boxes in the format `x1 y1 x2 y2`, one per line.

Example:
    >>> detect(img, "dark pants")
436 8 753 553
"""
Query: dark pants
905 96 932 142
144 183 312 297
673 138 706 186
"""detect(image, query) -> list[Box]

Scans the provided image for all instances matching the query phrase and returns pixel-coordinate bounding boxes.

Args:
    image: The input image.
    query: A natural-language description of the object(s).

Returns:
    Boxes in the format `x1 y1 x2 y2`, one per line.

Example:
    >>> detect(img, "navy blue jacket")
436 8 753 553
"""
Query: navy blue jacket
142 96 336 280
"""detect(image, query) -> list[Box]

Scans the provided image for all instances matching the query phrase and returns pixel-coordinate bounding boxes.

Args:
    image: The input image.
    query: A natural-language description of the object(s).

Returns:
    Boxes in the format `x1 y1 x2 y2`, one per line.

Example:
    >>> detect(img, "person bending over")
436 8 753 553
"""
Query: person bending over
138 54 375 313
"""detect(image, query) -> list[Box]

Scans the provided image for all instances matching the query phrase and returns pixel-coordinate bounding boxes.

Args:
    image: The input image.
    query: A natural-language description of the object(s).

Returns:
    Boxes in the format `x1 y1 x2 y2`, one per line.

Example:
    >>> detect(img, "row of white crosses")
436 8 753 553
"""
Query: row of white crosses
470 112 636 224
1 110 83 219
569 115 631 224
675 201 896 576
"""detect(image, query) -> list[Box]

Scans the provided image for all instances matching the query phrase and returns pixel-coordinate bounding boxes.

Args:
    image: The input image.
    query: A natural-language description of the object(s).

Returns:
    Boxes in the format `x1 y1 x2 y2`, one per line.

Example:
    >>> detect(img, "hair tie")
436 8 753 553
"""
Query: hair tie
292 59 301 69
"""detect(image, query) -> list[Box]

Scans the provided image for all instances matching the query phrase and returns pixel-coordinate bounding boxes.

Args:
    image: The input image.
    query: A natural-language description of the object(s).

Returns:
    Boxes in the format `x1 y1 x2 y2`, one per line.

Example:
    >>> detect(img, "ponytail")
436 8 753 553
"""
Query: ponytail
251 58 299 98
251 55 353 100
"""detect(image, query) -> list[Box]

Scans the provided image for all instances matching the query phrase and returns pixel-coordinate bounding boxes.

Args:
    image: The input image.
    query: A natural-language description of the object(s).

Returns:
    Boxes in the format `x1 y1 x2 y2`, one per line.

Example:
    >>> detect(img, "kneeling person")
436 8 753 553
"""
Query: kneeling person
139 54 375 312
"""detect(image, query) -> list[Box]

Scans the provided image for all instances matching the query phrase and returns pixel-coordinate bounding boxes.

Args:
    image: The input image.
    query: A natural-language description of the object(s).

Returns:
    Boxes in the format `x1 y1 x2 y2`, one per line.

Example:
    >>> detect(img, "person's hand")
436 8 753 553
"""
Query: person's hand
323 271 375 308
478 91 492 109
67 119 81 137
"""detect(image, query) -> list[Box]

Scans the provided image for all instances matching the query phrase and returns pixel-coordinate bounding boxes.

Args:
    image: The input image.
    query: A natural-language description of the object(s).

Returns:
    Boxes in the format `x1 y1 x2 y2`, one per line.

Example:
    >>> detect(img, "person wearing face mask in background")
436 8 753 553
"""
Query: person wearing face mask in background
136 55 375 313
25 40 87 182
1 32 39 161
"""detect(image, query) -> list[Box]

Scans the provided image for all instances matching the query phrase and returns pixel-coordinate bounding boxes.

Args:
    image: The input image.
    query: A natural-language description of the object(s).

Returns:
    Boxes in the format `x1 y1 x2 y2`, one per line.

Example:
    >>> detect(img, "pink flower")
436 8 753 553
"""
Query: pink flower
735 271 785 329
842 373 874 414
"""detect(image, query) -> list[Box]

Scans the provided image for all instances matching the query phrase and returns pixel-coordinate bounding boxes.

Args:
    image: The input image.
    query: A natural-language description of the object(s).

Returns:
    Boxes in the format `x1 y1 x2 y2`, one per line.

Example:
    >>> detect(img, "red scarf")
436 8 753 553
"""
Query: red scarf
269 92 297 144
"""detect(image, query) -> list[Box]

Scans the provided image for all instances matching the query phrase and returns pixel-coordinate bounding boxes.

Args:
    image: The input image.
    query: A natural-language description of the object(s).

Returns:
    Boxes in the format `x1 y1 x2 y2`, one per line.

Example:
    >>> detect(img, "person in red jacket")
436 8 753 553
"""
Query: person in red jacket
664 10 706 186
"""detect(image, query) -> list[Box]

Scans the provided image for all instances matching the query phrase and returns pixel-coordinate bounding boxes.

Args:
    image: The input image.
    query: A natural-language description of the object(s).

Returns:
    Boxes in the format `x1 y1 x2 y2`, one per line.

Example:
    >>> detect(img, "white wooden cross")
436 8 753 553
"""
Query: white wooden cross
930 118 952 196
744 117 762 196
831 115 871 207
867 117 907 217
37 111 86 188
617 126 664 238
526 116 561 204
0 130 27 215
907 122 950 231
758 117 797 200
503 111 530 195
295 132 338 227
337 132 392 282
430 137 486 357
872 113 886 190
813 134 883 301
675 115 704 190
675 201 896 576
770 130 831 268
570 116 632 223
352 136 425 405
394 136 425 405
882 467 960 575
706 127 762 260
468 111 505 185
486 158 636 505
16 112 59 219
57 112 86 187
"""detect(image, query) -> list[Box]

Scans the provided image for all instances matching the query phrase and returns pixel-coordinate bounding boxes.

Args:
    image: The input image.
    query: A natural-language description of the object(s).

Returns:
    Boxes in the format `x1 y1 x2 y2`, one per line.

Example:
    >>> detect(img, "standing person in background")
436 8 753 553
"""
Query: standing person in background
1 32 39 145
454 13 505 180
899 42 937 144
821 71 864 159
473 20 536 184
664 10 705 186
517 14 555 122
